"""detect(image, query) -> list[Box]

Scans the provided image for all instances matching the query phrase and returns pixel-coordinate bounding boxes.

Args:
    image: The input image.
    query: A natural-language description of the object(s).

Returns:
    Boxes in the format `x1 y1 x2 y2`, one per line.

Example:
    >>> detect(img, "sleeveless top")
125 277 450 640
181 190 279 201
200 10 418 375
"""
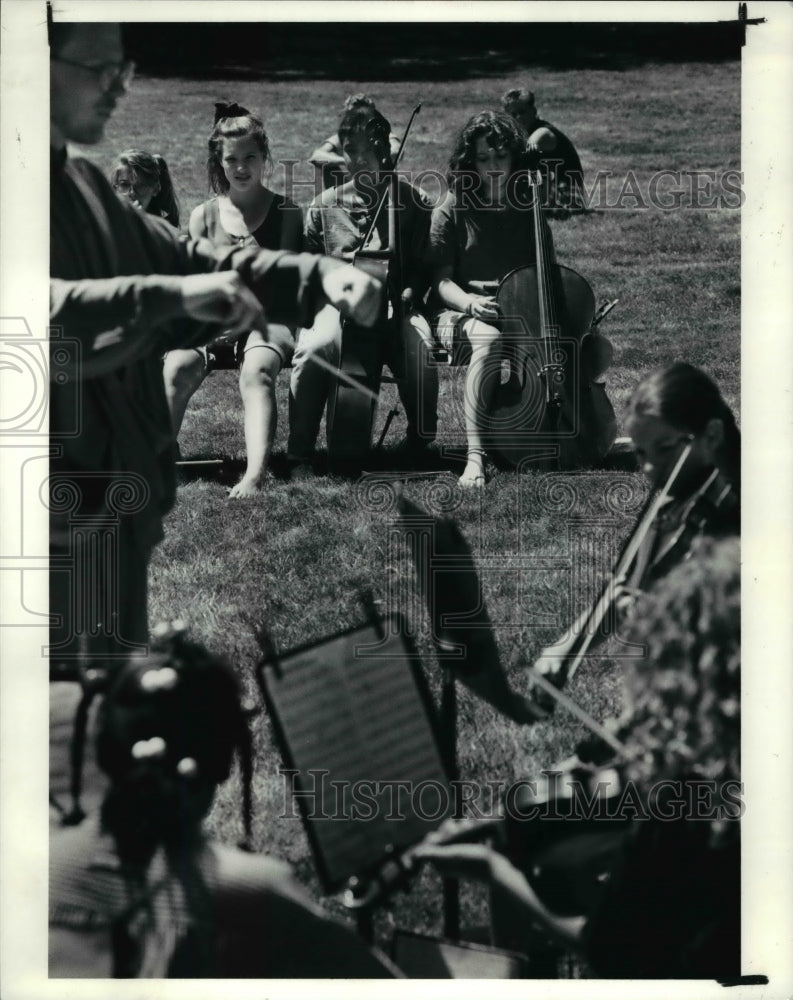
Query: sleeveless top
199 193 293 251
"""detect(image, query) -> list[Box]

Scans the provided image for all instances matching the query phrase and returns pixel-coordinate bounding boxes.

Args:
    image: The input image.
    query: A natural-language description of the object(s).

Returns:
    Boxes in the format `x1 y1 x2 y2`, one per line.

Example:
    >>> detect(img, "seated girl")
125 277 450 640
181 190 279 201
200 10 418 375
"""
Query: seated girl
427 110 553 487
308 93 401 190
162 103 303 497
110 148 181 228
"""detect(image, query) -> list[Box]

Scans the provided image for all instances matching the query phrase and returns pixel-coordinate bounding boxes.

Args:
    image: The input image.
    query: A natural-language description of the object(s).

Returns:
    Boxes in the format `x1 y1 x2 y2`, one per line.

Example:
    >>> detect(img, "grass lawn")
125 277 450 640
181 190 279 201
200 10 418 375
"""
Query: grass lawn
76 58 739 963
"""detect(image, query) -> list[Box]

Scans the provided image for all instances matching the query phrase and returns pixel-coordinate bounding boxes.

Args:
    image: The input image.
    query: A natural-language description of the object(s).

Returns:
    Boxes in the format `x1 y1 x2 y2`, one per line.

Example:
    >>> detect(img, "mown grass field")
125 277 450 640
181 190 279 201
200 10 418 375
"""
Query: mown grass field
78 58 739 960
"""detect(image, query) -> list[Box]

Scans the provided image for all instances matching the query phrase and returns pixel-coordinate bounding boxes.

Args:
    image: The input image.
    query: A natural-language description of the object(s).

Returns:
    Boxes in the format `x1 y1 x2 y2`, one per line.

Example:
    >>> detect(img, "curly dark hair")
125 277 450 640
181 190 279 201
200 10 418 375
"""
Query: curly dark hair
620 537 740 795
446 110 530 199
207 104 272 194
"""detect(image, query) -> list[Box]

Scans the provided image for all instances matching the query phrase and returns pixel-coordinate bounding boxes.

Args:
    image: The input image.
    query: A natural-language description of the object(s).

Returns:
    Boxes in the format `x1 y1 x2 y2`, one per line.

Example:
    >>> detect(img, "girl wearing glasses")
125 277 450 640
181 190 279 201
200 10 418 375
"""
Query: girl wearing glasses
162 103 303 497
532 362 740 693
110 149 181 229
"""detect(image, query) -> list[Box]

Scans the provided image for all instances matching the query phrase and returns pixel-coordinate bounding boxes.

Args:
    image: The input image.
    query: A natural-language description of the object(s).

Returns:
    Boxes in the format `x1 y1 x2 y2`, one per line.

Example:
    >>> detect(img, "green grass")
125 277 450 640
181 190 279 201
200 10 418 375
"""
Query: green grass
78 59 739 960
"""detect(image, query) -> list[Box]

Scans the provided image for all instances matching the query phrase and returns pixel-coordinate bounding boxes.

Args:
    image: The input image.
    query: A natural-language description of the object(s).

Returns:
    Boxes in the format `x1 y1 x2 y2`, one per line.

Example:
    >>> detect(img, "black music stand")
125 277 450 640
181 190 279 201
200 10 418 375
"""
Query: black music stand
255 606 458 942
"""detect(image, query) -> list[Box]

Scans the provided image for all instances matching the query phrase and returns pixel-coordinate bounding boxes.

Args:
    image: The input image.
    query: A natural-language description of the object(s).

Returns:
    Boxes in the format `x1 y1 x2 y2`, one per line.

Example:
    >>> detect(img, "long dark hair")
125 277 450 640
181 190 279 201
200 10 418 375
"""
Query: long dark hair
627 363 741 487
207 102 272 194
96 623 253 976
110 149 181 228
337 105 393 169
446 110 530 200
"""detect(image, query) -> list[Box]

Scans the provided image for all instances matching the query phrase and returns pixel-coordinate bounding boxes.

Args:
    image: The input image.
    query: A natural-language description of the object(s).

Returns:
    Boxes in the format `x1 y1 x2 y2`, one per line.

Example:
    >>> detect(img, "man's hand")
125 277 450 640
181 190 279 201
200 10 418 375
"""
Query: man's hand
319 261 383 328
180 272 266 336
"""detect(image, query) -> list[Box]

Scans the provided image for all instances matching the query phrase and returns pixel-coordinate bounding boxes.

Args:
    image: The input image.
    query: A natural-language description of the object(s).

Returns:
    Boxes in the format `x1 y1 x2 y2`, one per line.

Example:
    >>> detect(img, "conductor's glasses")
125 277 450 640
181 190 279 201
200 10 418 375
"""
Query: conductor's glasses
51 57 136 92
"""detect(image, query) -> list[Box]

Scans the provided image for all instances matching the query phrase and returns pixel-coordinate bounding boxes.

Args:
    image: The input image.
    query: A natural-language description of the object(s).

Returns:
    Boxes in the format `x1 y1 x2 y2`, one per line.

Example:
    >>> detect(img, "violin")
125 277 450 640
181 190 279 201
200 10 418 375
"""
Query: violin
325 105 422 466
528 445 739 705
487 165 616 470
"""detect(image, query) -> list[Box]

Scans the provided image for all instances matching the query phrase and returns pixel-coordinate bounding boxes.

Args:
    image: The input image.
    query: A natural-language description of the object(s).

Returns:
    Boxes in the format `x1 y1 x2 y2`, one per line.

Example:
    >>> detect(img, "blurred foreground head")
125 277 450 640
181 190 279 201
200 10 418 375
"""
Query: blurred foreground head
49 22 133 148
96 623 251 864
621 537 740 792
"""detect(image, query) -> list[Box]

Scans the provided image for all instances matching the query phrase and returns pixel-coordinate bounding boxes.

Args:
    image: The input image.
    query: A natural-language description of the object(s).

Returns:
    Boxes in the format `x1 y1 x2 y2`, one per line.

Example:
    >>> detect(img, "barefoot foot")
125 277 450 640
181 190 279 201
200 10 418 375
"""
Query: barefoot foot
458 455 486 488
228 474 266 499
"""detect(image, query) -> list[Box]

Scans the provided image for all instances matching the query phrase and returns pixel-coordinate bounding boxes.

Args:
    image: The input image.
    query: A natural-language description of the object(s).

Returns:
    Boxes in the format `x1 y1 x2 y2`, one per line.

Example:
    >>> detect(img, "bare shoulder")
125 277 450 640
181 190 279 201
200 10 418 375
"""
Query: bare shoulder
188 201 210 240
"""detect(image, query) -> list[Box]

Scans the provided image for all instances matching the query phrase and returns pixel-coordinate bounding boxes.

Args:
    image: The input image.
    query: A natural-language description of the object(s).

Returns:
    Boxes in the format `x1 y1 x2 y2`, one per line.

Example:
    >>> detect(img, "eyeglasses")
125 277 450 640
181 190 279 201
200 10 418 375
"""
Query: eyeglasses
633 432 695 465
51 57 136 92
112 179 152 197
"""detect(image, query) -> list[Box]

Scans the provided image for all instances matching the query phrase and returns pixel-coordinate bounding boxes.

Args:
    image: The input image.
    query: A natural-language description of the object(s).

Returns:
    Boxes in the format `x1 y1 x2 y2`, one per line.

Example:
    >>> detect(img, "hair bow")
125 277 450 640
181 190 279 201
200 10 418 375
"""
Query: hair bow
214 101 251 124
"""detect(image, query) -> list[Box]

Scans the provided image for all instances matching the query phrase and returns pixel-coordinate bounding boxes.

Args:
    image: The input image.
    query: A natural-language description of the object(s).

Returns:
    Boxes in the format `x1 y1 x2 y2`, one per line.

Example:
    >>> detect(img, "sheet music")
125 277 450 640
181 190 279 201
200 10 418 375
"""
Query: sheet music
263 624 450 888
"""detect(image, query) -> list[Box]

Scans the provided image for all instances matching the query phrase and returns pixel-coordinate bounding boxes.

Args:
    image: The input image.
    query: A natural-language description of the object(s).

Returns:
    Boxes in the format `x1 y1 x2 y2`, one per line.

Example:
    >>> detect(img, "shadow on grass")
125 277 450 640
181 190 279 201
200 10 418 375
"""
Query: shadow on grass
176 445 465 487
176 441 635 486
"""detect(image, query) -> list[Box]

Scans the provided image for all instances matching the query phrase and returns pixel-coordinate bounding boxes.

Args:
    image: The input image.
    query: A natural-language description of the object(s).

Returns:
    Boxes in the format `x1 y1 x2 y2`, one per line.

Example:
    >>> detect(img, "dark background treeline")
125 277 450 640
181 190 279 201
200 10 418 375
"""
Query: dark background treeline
123 21 744 79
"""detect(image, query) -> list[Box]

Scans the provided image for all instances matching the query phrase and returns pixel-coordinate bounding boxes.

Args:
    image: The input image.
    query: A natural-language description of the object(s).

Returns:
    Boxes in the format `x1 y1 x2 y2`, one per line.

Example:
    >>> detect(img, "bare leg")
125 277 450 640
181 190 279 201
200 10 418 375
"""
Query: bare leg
162 349 206 437
287 306 342 464
229 333 284 498
459 317 501 487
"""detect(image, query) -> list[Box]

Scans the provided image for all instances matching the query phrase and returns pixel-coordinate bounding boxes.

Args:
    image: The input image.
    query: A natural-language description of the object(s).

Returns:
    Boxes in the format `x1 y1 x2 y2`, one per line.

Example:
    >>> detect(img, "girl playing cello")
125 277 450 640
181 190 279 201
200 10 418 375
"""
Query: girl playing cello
427 111 554 486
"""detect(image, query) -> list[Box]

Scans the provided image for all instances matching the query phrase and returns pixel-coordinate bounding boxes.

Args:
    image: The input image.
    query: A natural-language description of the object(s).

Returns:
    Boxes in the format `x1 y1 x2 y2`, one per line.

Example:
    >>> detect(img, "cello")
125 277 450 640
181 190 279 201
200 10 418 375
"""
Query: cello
486 163 616 470
325 105 422 465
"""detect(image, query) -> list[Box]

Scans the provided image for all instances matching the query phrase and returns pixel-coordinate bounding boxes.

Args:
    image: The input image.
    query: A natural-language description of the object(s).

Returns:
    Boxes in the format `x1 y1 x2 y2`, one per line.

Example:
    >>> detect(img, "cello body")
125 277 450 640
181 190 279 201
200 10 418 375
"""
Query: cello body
486 169 616 471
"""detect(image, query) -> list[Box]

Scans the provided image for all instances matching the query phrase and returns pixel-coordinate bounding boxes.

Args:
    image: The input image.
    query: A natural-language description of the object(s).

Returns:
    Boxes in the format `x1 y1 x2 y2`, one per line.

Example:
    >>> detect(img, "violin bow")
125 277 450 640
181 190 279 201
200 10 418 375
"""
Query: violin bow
305 348 381 405
524 666 628 757
528 440 694 691
360 103 422 251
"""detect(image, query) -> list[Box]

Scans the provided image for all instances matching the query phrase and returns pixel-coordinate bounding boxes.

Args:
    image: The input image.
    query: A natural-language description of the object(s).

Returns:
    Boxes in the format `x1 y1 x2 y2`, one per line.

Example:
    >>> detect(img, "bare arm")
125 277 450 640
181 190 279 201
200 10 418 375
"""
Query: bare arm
434 264 500 321
188 203 208 241
527 126 559 154
308 137 345 167
414 841 586 952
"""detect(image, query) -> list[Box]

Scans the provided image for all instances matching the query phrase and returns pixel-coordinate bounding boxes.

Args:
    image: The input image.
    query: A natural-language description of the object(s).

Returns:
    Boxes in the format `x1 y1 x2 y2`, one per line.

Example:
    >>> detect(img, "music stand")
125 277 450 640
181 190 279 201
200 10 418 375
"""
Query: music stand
255 608 456 941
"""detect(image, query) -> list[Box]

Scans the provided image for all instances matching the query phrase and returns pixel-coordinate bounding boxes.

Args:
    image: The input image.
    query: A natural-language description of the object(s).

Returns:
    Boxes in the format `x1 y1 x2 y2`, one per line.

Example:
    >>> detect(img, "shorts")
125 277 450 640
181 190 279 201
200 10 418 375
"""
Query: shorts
202 325 296 371
432 309 471 364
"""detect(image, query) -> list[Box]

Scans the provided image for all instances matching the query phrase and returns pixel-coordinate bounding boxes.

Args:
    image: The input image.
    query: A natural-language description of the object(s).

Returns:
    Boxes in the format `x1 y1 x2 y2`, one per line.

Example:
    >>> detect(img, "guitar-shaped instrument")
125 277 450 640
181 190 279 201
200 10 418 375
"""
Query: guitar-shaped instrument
487 164 616 469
